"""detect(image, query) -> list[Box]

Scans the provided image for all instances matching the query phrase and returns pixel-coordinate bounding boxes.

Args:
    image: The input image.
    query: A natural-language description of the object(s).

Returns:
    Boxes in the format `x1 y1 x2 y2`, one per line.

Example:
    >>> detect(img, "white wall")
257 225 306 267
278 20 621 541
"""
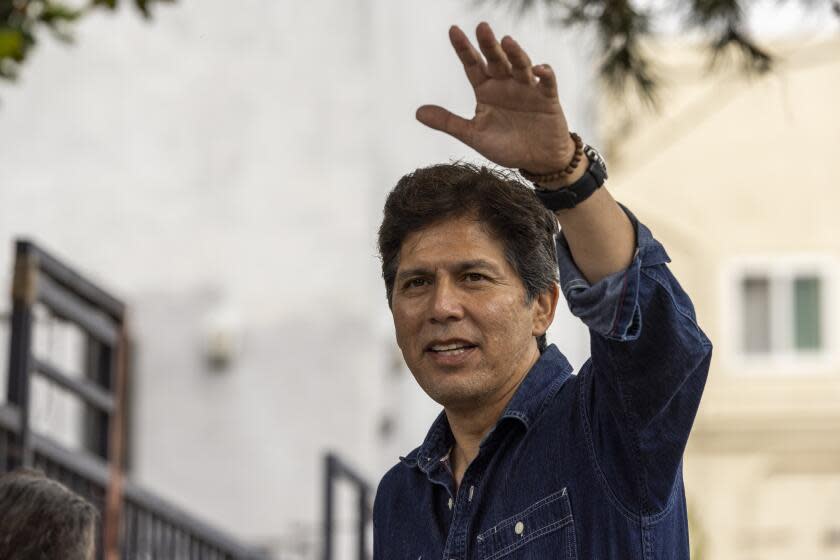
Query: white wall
0 0 594 555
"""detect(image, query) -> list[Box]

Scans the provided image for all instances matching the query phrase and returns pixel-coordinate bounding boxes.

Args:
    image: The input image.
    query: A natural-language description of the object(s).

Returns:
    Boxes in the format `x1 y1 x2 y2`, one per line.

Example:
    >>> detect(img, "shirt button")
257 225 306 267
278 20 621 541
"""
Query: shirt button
448 497 454 510
514 521 525 535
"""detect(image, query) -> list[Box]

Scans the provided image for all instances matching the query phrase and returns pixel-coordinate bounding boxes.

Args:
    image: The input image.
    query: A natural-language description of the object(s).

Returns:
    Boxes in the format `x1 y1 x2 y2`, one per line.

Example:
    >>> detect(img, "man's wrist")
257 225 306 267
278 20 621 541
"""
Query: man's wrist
531 142 609 211
519 132 584 186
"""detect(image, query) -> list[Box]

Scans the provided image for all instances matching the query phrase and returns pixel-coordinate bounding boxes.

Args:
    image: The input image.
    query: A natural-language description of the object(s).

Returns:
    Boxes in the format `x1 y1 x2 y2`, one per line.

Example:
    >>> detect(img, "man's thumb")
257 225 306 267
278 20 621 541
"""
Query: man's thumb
416 105 472 144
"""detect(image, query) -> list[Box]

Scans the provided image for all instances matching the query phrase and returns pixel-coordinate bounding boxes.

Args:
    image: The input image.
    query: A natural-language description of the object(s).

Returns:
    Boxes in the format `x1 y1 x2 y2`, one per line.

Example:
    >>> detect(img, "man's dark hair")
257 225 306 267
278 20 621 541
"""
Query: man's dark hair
378 162 559 351
0 469 98 560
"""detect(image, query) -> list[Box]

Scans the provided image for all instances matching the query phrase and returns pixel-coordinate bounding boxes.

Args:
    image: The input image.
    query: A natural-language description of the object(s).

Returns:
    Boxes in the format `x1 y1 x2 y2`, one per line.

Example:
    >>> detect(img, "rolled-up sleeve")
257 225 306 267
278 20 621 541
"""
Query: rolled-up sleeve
556 203 672 342
556 203 713 515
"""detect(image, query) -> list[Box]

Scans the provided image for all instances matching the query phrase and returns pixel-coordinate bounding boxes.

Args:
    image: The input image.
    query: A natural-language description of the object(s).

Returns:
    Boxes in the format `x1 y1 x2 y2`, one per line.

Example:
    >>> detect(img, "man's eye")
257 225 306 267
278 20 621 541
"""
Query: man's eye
405 278 428 289
465 273 487 282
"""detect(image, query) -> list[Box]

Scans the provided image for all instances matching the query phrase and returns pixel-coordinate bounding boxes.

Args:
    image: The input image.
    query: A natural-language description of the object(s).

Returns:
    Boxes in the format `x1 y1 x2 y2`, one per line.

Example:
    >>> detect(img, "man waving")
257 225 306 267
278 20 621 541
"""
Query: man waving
373 22 712 560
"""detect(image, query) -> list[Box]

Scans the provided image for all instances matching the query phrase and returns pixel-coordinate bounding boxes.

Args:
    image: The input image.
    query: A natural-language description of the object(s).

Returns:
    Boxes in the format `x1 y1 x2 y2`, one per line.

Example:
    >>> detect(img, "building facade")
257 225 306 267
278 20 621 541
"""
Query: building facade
601 37 840 560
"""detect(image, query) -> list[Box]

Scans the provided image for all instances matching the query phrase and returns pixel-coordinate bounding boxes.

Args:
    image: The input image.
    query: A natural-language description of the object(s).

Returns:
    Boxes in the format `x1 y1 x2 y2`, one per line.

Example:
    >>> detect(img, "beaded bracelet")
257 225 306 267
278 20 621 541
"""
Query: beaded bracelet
518 132 583 183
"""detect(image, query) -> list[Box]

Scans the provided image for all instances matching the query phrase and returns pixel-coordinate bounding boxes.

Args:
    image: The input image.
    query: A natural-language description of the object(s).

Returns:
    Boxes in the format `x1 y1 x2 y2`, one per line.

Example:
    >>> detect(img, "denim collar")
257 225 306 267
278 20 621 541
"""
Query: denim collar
400 344 573 474
495 344 573 431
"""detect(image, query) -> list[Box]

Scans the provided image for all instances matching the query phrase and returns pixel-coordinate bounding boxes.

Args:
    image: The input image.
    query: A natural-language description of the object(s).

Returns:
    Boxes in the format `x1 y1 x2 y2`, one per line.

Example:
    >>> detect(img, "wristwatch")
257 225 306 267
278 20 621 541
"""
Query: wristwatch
533 144 608 211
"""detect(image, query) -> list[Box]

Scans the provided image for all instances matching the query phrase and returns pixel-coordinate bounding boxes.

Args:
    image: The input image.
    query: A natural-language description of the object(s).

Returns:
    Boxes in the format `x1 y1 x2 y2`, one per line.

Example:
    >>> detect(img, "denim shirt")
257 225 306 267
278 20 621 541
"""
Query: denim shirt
373 206 713 560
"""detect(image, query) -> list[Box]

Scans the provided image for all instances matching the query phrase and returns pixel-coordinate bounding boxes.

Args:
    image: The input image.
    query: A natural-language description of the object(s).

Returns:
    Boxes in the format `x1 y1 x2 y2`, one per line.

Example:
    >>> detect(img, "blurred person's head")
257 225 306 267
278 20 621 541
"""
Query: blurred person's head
378 162 559 410
0 469 98 560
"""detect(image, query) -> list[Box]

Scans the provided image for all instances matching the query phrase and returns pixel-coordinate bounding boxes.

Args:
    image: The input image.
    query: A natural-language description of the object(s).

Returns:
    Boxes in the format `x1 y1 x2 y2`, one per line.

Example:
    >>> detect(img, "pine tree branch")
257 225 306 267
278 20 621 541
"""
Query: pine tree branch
476 0 838 108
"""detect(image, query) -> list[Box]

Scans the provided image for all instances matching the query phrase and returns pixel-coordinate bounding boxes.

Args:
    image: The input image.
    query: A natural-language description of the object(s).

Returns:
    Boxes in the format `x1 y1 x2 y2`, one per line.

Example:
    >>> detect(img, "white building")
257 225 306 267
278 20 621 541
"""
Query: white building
0 1 594 556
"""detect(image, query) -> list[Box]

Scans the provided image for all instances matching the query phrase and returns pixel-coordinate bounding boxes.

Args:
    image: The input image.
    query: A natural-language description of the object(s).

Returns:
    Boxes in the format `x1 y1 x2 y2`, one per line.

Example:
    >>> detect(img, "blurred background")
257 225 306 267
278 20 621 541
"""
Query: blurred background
0 0 838 558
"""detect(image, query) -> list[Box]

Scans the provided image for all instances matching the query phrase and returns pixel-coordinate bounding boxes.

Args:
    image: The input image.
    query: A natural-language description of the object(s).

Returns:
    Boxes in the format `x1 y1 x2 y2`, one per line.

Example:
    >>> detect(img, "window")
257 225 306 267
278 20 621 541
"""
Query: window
740 273 823 355
724 256 837 373
742 275 772 353
794 276 822 350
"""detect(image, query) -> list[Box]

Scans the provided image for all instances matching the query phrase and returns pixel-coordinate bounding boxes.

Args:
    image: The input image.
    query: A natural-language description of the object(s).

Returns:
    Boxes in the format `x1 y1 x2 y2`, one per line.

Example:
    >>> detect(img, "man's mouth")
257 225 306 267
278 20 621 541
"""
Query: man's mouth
426 341 478 356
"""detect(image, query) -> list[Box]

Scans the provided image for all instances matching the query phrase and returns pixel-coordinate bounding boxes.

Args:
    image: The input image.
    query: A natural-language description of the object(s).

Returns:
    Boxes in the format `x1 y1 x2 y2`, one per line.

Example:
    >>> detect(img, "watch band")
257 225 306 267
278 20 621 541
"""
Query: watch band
532 145 607 211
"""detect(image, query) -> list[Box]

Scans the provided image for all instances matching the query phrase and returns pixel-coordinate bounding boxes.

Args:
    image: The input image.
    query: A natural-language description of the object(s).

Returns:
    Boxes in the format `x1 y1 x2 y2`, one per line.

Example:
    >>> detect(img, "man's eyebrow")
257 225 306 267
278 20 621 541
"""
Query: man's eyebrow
396 267 432 281
395 259 502 281
455 259 502 274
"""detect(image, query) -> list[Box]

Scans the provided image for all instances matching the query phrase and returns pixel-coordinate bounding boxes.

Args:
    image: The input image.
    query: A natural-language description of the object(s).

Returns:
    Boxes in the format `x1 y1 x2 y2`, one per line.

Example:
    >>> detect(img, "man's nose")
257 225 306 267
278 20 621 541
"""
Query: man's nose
429 277 464 323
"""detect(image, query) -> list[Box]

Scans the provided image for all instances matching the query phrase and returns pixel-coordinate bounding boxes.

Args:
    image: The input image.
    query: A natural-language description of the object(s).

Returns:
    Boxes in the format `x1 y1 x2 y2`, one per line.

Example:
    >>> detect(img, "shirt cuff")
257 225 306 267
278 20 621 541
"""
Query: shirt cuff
555 203 671 342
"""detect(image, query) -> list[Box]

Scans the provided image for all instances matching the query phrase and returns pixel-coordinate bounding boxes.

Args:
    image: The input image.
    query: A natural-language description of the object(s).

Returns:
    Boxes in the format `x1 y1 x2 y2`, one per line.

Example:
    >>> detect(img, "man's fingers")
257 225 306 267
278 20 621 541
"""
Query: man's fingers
416 105 474 145
449 25 489 88
533 64 558 99
501 35 535 85
475 22 512 80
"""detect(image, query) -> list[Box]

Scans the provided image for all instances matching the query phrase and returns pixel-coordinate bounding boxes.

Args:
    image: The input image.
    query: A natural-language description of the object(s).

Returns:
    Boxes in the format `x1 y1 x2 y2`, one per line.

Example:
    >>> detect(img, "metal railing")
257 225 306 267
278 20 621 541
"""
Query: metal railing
2 239 266 560
0 405 265 559
322 452 372 560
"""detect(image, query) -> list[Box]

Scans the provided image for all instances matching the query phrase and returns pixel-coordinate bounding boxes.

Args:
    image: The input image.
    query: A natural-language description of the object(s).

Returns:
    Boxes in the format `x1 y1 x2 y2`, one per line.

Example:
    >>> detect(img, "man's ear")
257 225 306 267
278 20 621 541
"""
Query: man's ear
531 283 560 337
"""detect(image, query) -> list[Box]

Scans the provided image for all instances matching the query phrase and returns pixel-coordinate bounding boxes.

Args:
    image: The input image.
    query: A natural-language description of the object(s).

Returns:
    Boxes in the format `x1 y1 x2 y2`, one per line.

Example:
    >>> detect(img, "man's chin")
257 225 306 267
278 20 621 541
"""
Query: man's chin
421 377 492 410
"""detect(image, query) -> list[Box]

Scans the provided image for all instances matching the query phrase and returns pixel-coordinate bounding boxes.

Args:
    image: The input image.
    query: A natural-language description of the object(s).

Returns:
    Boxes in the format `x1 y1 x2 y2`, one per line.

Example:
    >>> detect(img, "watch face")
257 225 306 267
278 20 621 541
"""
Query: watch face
584 145 608 179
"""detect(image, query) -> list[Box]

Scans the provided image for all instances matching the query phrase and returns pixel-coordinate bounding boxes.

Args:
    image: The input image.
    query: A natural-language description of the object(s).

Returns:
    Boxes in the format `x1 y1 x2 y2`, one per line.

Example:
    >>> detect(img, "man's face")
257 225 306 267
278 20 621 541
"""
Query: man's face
391 215 555 410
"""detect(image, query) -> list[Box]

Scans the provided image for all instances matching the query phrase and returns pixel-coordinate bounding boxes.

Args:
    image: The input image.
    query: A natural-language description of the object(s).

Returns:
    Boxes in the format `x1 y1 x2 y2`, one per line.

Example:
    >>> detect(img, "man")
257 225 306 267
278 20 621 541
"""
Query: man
0 469 98 560
373 22 712 560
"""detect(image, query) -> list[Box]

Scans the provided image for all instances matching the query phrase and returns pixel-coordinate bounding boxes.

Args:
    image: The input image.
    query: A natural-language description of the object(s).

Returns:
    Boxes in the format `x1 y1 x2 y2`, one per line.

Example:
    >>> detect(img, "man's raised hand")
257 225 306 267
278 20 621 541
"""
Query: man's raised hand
416 22 576 174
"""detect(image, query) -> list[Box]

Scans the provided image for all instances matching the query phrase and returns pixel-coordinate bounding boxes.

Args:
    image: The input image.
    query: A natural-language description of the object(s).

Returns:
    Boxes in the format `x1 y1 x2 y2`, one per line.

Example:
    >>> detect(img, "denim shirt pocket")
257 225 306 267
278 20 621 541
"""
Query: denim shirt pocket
476 488 577 560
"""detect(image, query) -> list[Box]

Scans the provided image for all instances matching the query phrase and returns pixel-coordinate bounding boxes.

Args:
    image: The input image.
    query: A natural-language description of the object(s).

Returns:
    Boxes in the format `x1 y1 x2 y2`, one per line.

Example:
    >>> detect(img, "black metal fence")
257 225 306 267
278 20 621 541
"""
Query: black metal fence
0 405 266 559
1 239 266 560
322 453 372 560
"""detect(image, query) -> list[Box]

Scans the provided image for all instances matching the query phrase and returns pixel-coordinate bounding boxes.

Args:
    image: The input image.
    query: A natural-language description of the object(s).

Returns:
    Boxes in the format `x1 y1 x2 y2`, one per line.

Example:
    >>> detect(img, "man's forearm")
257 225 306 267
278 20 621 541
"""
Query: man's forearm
553 187 635 285
539 158 636 285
